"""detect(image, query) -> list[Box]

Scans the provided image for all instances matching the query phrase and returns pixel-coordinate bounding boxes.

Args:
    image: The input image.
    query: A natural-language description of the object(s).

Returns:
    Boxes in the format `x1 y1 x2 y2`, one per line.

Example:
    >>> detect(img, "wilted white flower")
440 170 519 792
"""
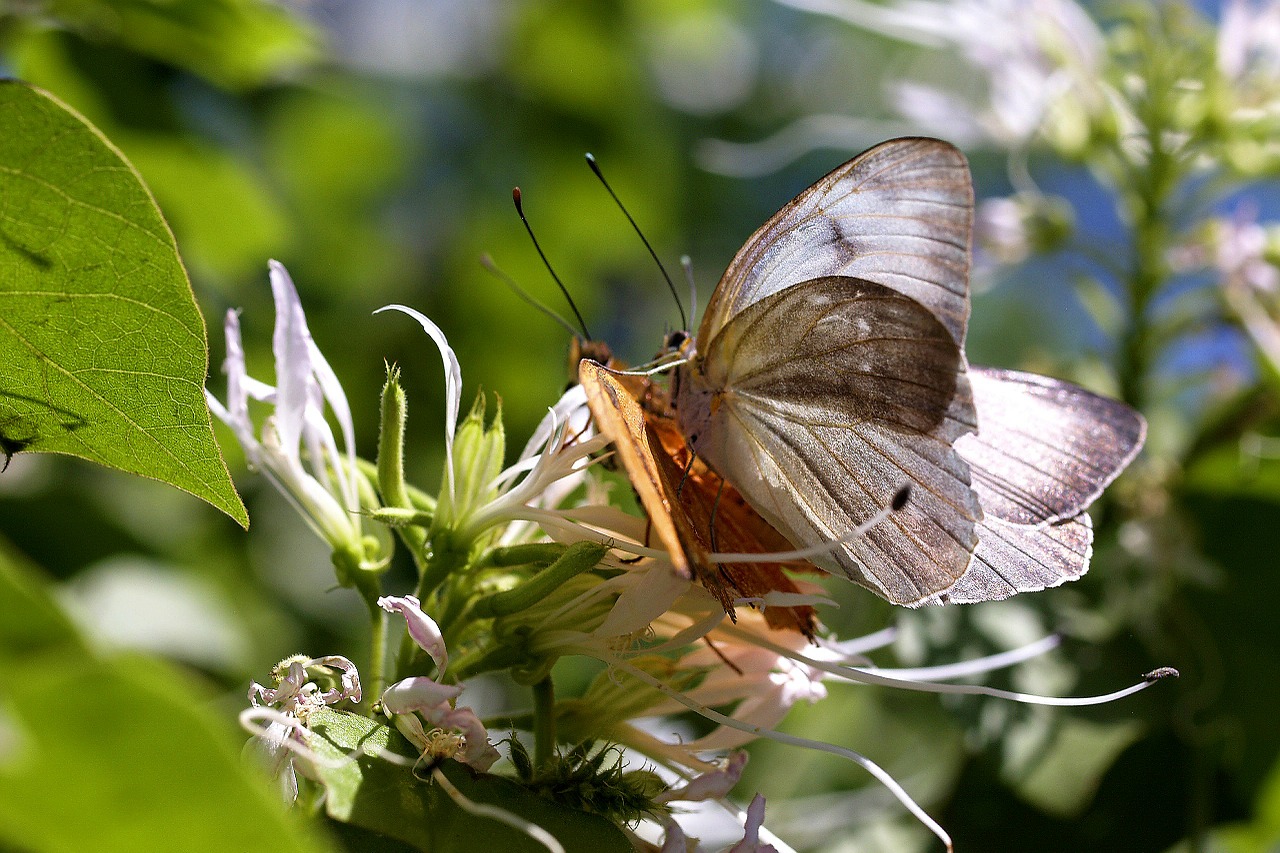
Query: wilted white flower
207 262 379 574
378 594 501 771
242 655 362 801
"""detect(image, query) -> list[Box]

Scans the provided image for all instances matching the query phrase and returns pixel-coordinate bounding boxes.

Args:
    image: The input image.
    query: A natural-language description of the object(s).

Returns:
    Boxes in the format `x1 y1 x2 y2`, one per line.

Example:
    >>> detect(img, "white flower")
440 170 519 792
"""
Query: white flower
378 305 611 549
1219 0 1280 85
1214 211 1280 295
241 655 362 802
1209 211 1280 374
207 261 372 565
777 0 1111 149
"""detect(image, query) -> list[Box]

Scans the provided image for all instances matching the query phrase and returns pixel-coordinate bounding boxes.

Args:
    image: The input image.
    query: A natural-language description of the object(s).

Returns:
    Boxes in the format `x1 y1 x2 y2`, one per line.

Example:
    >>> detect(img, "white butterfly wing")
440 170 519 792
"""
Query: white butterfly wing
700 137 973 348
677 276 981 606
930 368 1144 603
936 514 1093 605
957 367 1146 526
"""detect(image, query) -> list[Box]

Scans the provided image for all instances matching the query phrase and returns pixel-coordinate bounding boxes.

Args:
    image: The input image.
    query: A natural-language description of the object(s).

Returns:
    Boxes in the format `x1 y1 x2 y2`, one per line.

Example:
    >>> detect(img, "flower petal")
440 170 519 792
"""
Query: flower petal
222 308 249 424
378 595 448 672
439 706 499 771
375 304 462 498
268 260 313 459
382 676 464 715
656 750 748 803
594 562 691 639
727 793 777 853
306 337 359 509
660 818 689 853
518 384 590 462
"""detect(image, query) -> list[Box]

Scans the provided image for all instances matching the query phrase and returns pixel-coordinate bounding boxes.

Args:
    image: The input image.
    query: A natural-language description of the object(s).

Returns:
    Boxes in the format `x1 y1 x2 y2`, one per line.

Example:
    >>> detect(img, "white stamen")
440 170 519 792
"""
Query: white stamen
598 653 954 852
720 623 1177 707
867 635 1061 681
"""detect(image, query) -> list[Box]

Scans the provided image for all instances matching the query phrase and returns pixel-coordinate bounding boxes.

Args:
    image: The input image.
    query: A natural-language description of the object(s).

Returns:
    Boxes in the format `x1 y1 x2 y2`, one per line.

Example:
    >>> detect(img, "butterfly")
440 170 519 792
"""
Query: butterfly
580 358 819 634
582 137 1144 608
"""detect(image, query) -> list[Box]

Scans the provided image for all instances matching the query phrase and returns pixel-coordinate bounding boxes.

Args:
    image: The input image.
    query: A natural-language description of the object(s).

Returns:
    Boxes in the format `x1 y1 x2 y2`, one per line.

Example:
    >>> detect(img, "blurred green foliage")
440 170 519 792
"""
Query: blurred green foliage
2 0 1279 851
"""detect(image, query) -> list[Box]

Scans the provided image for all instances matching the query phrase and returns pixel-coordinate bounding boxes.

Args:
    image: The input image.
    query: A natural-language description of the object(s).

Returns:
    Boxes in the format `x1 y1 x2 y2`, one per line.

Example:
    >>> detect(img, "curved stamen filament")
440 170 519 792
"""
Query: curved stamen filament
596 653 954 852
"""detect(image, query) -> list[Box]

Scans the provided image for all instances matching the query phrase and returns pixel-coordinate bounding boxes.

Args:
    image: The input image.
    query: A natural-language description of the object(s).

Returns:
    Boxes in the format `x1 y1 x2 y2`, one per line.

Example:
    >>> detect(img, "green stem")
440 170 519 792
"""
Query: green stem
416 532 470 600
1117 37 1179 412
533 676 556 769
367 598 389 703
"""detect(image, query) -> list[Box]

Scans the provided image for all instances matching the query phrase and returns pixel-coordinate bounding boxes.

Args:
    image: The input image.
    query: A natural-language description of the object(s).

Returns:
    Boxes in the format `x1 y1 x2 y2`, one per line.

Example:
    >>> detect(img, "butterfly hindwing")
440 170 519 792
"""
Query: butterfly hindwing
936 513 1094 605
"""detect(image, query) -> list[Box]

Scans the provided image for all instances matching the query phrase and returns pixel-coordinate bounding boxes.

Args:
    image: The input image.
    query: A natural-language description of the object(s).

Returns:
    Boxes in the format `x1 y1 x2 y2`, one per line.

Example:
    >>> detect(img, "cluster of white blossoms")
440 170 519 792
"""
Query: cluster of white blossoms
209 262 1175 851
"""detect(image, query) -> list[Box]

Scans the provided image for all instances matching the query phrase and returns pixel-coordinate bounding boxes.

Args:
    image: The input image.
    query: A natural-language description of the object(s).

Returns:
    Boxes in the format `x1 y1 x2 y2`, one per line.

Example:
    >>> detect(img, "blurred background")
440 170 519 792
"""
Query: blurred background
1 0 1278 850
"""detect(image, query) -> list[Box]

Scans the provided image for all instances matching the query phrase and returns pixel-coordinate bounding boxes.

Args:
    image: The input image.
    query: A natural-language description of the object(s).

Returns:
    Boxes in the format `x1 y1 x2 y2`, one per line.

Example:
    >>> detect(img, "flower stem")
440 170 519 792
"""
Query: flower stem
1115 9 1183 411
368 598 389 702
533 675 556 769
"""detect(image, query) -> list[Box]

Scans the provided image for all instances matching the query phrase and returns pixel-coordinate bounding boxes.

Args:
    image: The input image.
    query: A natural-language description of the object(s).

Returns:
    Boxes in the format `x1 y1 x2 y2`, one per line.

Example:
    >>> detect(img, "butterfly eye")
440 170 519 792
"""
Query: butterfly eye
664 330 688 351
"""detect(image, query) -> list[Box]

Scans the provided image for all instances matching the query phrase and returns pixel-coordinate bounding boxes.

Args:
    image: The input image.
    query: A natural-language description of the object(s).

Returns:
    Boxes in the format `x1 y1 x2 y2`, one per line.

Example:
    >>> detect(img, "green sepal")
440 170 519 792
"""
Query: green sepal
434 392 505 537
472 541 608 618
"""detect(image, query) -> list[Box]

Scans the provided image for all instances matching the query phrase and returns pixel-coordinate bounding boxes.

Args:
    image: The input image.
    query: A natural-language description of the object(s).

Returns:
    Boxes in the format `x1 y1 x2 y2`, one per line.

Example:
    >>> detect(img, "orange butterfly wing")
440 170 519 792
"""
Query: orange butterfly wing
579 358 816 636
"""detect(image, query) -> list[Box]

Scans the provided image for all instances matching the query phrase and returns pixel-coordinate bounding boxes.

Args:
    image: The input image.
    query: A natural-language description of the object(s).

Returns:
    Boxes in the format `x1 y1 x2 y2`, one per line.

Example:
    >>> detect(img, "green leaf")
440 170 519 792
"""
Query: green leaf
1008 717 1145 817
0 81 247 527
307 707 633 853
0 540 328 852
40 0 321 91
0 535 83 654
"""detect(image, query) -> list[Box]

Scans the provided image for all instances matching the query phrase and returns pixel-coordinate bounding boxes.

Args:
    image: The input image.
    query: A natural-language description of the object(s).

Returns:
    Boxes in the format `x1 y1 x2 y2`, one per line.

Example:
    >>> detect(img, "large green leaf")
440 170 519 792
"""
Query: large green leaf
0 81 247 527
0 539 328 852
38 0 320 91
307 707 633 853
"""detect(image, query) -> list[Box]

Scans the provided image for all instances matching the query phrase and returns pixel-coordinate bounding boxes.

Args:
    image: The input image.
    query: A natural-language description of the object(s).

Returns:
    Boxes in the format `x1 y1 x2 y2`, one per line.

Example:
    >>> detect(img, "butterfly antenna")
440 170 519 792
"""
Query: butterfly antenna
585 153 688 331
681 255 697 329
512 187 593 341
479 254 582 339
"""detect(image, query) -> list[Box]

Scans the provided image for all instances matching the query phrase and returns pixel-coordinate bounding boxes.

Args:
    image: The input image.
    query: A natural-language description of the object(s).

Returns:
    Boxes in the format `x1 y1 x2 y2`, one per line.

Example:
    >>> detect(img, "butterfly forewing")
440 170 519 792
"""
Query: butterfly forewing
701 138 973 349
956 367 1146 526
580 359 818 633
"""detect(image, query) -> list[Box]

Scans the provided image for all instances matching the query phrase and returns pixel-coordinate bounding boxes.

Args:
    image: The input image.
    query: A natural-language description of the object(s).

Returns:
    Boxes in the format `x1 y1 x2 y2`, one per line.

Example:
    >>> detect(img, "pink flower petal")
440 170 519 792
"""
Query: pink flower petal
378 595 448 672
